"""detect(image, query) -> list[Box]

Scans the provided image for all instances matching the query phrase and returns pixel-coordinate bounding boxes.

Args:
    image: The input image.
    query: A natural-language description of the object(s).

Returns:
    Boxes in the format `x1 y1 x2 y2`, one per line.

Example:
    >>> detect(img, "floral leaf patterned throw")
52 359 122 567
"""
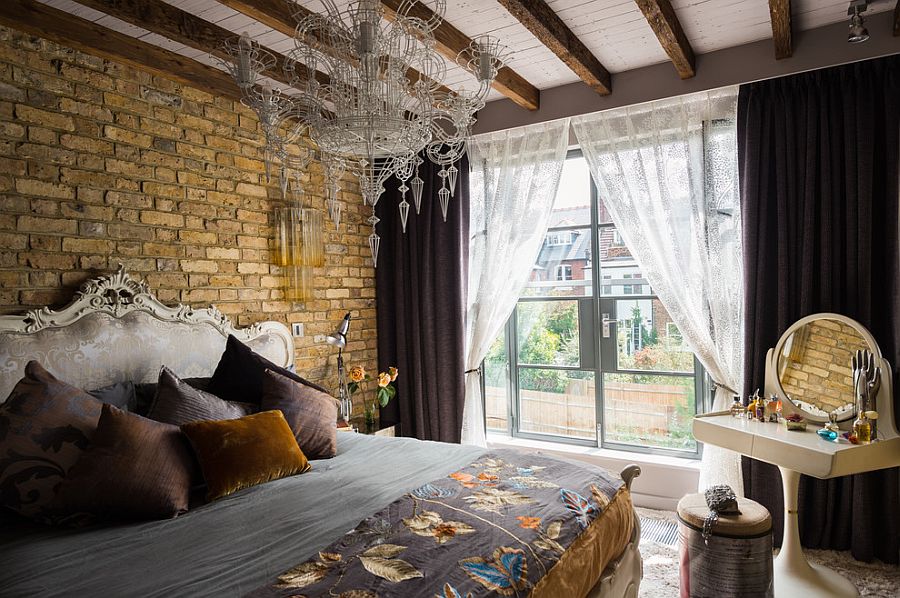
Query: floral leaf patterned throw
248 450 630 598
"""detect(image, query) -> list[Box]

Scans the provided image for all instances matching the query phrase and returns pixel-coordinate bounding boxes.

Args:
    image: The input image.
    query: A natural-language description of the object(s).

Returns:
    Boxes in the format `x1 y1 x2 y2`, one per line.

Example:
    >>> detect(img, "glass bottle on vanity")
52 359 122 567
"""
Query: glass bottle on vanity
853 411 872 444
730 395 745 418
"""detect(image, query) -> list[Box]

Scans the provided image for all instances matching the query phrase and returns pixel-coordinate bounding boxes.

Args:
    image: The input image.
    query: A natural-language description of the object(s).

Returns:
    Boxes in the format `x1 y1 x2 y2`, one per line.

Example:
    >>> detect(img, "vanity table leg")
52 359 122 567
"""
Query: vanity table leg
773 467 859 597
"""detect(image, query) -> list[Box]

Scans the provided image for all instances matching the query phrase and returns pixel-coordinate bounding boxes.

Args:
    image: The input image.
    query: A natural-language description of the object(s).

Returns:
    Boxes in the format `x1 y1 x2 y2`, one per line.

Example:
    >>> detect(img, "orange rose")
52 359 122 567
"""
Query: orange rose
349 366 366 383
377 372 391 387
389 366 398 381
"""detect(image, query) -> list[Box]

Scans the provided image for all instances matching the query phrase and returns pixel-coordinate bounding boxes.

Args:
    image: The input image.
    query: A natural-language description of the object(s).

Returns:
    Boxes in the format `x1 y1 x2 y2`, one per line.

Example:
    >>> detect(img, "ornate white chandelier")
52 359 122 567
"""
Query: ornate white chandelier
220 0 509 267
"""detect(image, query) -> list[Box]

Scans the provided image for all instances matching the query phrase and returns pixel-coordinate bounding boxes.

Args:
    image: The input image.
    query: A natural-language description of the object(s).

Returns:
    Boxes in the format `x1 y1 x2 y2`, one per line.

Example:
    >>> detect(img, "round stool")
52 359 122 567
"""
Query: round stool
676 493 773 598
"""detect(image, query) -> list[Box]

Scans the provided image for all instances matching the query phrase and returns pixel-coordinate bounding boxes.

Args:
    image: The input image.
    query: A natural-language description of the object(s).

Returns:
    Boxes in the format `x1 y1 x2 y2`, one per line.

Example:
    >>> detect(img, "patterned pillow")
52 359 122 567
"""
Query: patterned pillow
147 366 255 426
0 361 103 520
54 404 194 521
261 368 338 459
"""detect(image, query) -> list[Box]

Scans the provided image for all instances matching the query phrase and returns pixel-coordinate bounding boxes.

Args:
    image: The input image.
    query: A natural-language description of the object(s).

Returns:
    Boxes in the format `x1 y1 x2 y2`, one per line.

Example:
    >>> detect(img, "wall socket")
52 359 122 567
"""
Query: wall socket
291 323 304 337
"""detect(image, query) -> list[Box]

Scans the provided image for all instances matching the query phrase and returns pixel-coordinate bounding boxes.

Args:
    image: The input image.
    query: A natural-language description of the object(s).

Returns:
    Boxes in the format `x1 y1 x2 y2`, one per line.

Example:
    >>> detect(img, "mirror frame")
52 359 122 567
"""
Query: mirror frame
768 313 882 424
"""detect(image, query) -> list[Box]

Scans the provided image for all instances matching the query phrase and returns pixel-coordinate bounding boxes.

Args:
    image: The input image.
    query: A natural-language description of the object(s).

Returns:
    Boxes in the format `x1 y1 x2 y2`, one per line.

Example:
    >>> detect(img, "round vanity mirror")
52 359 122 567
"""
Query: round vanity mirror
773 313 881 423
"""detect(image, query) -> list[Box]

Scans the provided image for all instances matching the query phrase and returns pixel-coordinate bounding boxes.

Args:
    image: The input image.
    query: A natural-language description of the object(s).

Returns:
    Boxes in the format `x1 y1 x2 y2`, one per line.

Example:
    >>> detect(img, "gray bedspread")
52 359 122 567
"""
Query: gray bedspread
0 433 486 597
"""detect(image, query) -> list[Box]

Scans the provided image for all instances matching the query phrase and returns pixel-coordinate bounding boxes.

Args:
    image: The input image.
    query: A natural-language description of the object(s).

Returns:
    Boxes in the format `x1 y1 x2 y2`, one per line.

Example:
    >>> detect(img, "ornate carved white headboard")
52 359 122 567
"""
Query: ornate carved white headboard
0 265 294 402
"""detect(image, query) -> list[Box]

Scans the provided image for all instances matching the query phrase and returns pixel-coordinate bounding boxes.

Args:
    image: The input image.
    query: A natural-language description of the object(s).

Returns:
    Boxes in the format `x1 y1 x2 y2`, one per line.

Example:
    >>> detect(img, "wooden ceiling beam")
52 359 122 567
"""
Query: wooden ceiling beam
768 0 793 59
634 0 696 78
496 0 611 95
381 0 540 111
68 0 325 88
215 0 297 38
216 0 453 96
0 0 244 101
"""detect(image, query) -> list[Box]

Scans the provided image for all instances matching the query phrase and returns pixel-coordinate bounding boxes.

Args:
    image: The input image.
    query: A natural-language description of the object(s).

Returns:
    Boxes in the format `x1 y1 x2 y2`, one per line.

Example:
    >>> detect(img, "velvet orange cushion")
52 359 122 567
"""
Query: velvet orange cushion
180 410 310 501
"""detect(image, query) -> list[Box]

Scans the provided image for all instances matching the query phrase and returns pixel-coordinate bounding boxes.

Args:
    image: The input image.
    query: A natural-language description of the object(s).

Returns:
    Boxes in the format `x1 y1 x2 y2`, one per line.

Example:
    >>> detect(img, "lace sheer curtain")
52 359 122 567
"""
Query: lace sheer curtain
572 88 744 492
462 119 571 446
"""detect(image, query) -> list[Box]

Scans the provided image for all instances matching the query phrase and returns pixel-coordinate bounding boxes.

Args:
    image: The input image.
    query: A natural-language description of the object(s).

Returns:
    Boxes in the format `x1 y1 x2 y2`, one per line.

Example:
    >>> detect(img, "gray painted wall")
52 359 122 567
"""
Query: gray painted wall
474 11 900 134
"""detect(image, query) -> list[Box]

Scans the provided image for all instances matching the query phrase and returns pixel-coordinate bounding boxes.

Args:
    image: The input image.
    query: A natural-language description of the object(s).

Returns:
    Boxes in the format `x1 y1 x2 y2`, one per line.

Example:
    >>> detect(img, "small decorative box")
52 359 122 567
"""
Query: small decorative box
784 414 807 431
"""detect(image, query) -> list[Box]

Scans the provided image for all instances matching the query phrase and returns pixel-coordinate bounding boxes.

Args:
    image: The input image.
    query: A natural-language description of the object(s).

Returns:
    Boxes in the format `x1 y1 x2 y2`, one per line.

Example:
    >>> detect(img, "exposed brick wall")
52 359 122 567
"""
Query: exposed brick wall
779 319 867 410
0 26 376 395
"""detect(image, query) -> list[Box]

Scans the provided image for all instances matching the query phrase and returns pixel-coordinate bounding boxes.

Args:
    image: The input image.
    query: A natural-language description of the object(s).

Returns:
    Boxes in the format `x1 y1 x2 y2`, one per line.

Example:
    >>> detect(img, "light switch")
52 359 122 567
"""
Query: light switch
291 323 304 337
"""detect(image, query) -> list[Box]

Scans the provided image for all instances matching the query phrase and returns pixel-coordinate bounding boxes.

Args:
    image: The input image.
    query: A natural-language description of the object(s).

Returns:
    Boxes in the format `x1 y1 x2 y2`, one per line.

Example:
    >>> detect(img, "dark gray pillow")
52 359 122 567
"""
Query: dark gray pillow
147 367 255 426
88 381 136 411
135 377 210 416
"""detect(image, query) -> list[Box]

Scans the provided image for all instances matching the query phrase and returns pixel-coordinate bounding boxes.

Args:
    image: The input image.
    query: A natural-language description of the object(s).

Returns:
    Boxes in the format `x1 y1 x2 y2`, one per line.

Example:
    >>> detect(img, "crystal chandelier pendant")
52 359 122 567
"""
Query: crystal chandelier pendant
438 187 451 222
279 166 289 200
398 183 410 233
410 175 424 214
447 165 459 198
367 213 381 265
368 230 381 267
399 199 410 233
328 197 342 230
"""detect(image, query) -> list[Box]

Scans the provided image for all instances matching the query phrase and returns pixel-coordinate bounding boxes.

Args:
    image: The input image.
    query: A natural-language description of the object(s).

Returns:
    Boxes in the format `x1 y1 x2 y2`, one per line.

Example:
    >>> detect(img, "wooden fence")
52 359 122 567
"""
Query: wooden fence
485 379 691 439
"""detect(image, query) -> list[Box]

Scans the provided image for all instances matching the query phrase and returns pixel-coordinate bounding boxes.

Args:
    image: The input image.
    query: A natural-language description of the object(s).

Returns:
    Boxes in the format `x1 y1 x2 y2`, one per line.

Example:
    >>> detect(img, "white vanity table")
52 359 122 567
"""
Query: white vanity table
694 414 900 597
693 313 900 598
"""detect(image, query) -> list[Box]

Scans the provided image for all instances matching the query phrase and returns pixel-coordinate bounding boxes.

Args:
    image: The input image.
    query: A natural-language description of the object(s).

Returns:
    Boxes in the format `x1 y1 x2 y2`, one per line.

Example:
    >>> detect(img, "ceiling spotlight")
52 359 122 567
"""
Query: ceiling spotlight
847 0 869 43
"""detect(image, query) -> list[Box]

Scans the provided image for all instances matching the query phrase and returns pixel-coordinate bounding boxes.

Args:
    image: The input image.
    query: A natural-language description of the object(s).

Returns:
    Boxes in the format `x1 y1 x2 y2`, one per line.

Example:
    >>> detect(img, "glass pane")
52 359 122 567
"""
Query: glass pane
523 227 593 297
484 331 509 433
598 226 649 296
519 369 595 440
598 196 613 225
553 156 592 227
516 301 580 367
603 373 696 451
614 299 693 373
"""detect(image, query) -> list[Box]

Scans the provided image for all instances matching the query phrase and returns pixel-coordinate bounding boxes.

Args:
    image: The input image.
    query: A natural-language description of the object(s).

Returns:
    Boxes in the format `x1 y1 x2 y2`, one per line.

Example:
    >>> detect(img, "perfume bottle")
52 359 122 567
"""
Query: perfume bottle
755 397 766 420
817 412 840 441
865 410 879 440
730 395 745 418
746 398 757 420
765 395 779 422
853 411 871 444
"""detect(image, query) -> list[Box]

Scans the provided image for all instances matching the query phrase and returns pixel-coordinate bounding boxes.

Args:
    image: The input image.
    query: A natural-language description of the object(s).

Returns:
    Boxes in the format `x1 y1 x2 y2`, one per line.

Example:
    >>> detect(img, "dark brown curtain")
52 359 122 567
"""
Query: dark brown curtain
375 155 469 442
738 55 900 564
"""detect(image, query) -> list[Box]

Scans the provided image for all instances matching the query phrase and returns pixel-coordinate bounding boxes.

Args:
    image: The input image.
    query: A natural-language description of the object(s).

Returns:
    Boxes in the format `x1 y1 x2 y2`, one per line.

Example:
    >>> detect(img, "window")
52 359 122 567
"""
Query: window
546 231 573 246
485 152 704 457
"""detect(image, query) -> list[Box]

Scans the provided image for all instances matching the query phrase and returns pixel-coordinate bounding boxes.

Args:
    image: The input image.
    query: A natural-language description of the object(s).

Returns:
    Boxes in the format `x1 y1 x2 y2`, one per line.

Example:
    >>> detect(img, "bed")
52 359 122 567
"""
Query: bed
0 267 642 597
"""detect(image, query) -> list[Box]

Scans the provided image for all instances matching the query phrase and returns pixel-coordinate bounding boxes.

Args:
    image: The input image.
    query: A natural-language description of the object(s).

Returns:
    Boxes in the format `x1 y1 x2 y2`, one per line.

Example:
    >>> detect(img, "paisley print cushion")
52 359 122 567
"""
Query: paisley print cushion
0 361 103 520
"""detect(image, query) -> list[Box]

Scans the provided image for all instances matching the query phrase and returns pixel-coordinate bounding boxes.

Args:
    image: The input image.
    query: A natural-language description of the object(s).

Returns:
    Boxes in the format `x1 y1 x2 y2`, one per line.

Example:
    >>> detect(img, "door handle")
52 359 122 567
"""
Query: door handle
601 313 616 338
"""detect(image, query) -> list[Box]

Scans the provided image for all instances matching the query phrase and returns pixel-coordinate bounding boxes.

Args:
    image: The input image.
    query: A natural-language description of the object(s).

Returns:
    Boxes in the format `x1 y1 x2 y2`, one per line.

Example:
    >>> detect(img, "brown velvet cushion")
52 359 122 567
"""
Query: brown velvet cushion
0 361 103 520
54 404 194 520
147 366 255 426
181 410 310 501
261 368 337 459
208 335 328 405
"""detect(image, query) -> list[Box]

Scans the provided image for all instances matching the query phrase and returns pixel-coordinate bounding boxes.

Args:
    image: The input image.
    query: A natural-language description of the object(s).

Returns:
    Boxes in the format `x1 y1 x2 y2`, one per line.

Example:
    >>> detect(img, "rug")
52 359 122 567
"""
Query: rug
637 508 900 597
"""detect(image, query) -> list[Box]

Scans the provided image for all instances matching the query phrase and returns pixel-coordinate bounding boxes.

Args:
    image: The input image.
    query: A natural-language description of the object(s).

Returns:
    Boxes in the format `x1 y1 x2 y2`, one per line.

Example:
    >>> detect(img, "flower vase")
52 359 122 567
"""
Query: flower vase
363 402 377 431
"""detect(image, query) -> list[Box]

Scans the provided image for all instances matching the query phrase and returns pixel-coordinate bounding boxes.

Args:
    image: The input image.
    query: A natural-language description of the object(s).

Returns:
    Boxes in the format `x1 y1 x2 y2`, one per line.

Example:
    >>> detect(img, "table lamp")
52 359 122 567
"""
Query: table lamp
326 312 352 422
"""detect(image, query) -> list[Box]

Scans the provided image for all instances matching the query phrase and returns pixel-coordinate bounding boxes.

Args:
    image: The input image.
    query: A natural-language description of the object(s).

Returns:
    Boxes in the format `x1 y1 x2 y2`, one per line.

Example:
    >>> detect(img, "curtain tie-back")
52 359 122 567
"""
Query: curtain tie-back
711 380 738 395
